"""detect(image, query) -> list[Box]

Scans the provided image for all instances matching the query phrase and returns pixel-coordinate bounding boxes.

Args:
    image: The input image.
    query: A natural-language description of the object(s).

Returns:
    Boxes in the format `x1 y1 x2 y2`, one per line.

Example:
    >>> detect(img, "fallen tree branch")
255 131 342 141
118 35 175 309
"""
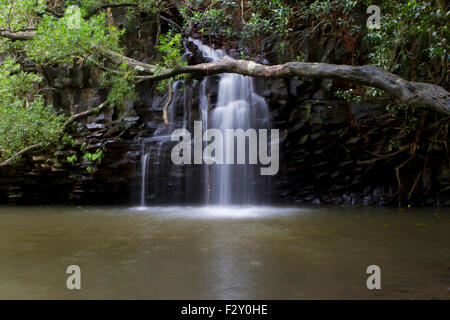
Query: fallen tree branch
135 59 450 116
97 46 159 74
1 30 449 115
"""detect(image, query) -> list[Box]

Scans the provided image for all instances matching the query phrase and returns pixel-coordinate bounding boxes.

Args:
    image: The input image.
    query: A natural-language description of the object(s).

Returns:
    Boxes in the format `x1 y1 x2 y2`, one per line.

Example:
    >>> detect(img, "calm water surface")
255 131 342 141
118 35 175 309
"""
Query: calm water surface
0 205 449 299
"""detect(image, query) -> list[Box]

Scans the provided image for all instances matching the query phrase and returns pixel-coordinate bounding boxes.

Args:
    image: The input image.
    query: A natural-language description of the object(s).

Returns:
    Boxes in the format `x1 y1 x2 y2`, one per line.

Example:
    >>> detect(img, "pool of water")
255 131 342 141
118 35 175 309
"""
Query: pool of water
0 205 449 299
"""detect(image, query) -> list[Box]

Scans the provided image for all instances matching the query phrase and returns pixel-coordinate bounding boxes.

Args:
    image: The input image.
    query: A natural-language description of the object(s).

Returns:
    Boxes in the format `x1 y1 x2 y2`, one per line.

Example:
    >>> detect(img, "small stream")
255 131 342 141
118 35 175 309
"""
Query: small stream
0 205 448 299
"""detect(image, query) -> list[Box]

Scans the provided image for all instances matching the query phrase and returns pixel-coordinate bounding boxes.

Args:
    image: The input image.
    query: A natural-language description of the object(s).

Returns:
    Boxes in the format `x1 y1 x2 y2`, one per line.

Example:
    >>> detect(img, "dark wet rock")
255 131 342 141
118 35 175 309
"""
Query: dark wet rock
86 123 106 130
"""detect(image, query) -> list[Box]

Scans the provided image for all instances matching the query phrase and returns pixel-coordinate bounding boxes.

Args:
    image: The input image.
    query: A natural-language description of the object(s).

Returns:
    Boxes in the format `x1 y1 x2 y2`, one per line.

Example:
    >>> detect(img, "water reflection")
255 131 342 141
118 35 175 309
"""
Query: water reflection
129 206 306 219
0 206 448 299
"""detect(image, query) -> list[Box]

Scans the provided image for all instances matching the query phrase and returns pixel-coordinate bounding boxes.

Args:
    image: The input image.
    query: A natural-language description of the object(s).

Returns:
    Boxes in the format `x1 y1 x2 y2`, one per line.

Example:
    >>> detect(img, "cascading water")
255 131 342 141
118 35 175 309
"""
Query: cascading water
138 39 270 206
139 80 183 206
192 39 270 205
140 145 148 206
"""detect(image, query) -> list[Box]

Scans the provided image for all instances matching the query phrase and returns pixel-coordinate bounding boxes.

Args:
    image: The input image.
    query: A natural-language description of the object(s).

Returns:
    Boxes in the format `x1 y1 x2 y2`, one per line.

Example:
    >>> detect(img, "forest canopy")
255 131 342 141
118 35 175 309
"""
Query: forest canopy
0 0 448 165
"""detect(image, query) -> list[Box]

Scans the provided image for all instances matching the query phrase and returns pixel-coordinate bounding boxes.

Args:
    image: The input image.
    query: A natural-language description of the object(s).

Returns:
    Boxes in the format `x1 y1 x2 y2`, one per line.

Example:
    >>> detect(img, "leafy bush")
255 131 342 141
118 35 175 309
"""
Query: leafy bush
155 31 187 92
0 57 66 162
0 0 46 31
185 0 292 43
102 63 137 109
367 0 448 84
25 12 123 65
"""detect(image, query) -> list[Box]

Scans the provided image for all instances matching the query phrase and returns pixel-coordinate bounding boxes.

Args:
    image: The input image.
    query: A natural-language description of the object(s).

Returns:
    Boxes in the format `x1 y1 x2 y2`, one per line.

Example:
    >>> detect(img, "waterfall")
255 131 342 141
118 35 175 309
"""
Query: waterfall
199 78 210 203
140 146 149 206
139 80 183 206
138 39 270 206
191 39 270 205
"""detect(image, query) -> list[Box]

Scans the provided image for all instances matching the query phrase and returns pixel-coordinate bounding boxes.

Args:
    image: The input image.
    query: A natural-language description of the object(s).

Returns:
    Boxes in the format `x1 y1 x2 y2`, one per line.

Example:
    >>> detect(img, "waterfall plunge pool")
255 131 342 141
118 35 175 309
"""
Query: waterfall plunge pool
0 205 449 299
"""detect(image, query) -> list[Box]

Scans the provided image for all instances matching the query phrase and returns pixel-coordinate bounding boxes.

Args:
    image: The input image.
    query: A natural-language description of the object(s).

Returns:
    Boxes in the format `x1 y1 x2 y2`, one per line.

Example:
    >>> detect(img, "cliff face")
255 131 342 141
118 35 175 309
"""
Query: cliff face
0 8 448 206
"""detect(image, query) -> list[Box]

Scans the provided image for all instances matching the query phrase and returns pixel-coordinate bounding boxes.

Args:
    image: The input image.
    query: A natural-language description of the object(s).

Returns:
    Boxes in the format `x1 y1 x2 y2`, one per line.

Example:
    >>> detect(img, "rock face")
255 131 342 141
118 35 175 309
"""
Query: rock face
0 9 448 206
261 79 450 206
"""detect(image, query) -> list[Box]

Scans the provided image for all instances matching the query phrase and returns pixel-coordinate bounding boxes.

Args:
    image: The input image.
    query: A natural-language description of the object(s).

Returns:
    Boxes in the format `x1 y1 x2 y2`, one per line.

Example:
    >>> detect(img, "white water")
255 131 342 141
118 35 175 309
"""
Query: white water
139 39 270 206
140 145 149 206
192 39 270 205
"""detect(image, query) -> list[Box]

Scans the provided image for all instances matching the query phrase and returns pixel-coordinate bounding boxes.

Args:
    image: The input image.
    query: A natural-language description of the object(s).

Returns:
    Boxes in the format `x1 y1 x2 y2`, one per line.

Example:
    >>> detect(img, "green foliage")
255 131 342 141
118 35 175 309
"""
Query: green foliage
335 88 361 104
102 63 136 109
385 103 408 113
83 148 103 162
0 37 25 56
0 98 66 162
67 154 78 165
335 87 383 103
185 0 292 43
0 57 66 162
389 138 402 150
242 0 292 40
295 52 306 62
0 57 42 108
83 148 104 172
298 0 359 18
405 116 420 134
191 7 233 35
66 146 104 169
73 0 162 14
25 12 123 65
296 0 361 61
157 31 186 69
155 31 187 92
0 59 66 162
0 0 45 31
367 0 448 83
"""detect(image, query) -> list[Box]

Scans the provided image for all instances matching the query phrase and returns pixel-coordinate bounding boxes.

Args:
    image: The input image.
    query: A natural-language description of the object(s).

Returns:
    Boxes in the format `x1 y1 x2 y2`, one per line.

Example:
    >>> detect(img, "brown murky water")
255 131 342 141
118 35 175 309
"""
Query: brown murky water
0 205 449 299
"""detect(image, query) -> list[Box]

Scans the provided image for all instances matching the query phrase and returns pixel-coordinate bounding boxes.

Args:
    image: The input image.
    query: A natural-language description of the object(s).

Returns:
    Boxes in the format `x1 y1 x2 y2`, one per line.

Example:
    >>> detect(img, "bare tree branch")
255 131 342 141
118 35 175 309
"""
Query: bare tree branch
160 14 182 31
97 46 160 74
63 101 109 127
135 59 450 116
1 31 449 115
0 30 36 40
0 144 42 167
